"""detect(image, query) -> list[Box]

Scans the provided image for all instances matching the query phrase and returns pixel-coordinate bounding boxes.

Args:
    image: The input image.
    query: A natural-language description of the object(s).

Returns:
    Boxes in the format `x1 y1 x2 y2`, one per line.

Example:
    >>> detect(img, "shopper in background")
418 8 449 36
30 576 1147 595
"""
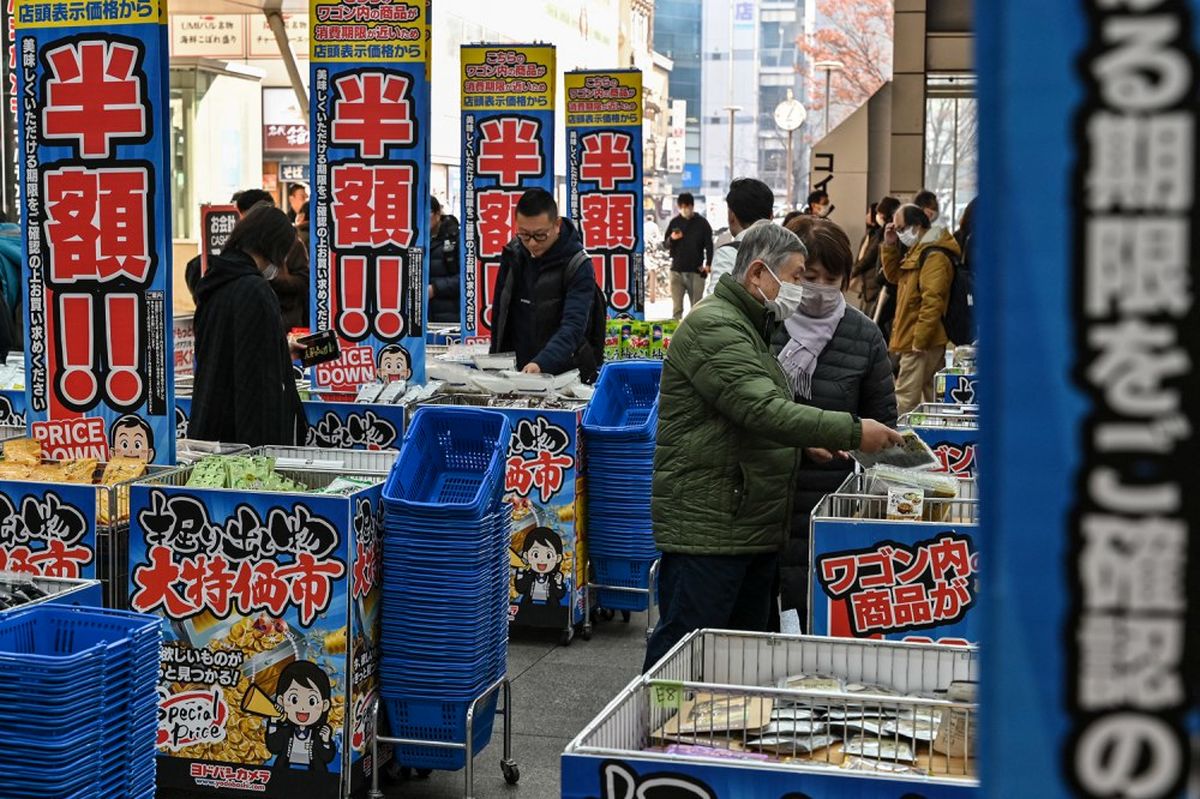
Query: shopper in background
490 188 604 381
803 189 831 218
914 189 941 226
955 197 976 270
191 204 306 447
854 195 901 321
643 221 904 671
704 177 775 297
286 183 309 223
427 195 461 324
774 216 897 624
882 203 961 414
663 192 713 320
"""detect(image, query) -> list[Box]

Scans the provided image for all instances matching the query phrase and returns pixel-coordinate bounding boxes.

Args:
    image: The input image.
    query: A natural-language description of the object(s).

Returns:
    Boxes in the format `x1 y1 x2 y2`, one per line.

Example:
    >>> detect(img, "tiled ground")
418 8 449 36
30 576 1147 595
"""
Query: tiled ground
160 612 649 799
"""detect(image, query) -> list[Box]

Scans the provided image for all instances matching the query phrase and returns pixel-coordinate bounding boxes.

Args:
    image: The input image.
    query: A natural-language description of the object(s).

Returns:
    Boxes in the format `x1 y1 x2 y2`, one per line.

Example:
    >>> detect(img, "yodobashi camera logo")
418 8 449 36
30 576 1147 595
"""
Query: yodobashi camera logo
158 687 229 751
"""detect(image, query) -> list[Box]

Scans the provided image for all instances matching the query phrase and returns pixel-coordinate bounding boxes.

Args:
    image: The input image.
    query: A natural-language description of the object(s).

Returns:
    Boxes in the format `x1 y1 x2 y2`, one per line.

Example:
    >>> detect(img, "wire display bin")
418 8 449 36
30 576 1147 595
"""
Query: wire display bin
176 396 409 452
563 630 978 798
809 473 980 645
934 369 978 405
419 393 593 645
900 404 979 477
244 445 400 475
0 571 102 614
0 423 25 441
125 458 387 798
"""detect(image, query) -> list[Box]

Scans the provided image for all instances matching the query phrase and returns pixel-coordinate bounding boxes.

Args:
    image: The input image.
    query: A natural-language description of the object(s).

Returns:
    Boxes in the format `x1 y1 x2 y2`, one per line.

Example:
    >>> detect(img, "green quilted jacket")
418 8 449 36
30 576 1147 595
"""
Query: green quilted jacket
651 275 863 555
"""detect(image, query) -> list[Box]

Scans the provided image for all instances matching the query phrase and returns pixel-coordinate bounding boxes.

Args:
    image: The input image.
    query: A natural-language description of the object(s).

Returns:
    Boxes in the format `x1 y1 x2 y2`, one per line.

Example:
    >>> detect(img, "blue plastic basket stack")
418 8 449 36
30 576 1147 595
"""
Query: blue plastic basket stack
380 406 513 771
0 605 161 799
581 360 663 611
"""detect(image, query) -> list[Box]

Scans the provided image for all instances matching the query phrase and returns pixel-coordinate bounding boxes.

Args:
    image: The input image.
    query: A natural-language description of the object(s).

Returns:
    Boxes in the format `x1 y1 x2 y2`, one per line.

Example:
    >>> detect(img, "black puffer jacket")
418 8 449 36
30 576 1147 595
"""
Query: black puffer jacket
770 306 898 616
429 215 460 323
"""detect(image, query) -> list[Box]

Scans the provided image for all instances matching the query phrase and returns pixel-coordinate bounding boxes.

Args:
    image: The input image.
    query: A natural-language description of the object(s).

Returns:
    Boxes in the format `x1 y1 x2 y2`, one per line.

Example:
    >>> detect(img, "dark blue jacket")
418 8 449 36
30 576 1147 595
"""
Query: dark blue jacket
490 218 595 376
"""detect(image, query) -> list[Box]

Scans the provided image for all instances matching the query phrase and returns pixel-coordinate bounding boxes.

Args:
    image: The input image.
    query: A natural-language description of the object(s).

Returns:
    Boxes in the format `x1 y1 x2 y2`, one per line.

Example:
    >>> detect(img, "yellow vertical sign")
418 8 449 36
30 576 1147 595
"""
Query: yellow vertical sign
460 44 556 111
564 70 642 128
309 0 426 62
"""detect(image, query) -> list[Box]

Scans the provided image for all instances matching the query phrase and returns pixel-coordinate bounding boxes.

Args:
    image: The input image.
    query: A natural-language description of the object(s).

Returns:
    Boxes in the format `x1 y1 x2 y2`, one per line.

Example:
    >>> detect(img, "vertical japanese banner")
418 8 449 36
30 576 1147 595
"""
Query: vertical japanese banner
977 1 1199 797
309 0 428 390
566 69 644 319
16 0 175 464
459 44 555 343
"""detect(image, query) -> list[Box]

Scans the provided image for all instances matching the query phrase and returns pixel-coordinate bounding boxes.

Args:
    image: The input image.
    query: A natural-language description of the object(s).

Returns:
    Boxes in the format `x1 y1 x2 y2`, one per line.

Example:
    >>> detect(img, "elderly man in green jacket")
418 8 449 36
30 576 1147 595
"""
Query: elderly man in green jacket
644 221 903 671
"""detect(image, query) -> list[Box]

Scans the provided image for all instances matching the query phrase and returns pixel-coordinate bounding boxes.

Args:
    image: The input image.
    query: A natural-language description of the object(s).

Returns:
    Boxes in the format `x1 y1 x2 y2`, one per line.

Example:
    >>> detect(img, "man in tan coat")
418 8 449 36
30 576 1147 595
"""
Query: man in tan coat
881 203 962 414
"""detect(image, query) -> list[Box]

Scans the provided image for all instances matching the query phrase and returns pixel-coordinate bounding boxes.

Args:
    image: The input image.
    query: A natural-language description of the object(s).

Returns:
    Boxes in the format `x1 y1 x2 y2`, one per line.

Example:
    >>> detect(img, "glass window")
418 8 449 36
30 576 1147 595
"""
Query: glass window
924 75 977 229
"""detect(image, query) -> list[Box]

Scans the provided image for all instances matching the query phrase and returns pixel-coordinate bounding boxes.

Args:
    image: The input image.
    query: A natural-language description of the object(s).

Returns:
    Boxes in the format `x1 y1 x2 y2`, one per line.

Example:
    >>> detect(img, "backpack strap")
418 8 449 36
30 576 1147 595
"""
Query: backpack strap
564 249 592 283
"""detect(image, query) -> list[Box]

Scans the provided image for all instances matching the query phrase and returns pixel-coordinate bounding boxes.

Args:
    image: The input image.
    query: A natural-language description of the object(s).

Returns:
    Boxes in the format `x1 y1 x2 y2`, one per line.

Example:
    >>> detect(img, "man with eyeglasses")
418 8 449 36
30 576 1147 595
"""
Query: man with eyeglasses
490 188 604 381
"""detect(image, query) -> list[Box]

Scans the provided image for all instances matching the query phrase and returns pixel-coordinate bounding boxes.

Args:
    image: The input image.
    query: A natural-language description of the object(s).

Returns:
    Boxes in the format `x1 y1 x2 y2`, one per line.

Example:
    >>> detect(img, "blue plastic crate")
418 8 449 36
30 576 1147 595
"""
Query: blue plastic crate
582 361 662 438
591 556 659 612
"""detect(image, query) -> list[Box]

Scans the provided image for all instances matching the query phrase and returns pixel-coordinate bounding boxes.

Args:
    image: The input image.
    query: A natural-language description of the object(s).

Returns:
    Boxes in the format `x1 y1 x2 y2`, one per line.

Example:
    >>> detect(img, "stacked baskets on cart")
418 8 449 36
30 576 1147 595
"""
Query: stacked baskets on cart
380 406 513 770
0 605 161 799
582 360 663 612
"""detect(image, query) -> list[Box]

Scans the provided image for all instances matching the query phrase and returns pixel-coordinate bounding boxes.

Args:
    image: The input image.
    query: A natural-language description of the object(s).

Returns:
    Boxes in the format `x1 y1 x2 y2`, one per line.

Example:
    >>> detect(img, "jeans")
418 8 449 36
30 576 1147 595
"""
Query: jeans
643 551 780 672
670 271 705 320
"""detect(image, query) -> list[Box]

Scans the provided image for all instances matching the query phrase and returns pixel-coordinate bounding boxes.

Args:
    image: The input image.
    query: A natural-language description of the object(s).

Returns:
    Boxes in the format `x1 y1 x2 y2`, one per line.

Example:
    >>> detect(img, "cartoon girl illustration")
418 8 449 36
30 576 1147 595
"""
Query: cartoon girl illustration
514 527 567 607
266 661 337 775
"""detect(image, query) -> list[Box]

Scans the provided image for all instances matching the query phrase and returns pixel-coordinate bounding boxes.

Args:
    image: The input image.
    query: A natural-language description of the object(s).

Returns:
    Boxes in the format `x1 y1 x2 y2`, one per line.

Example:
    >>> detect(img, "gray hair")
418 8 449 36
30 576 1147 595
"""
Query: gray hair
731 220 808 281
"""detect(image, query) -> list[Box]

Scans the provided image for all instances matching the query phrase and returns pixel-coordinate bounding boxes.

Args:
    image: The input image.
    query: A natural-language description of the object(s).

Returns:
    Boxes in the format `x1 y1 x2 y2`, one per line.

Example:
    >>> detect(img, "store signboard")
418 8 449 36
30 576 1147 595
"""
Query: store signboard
263 86 308 153
16 0 175 465
170 15 245 59
458 43 555 344
248 14 307 59
129 481 383 797
176 396 406 453
200 203 238 275
309 0 428 390
566 69 644 319
809 519 980 646
908 425 978 478
977 2 1199 797
279 162 310 184
174 315 195 379
0 480 97 579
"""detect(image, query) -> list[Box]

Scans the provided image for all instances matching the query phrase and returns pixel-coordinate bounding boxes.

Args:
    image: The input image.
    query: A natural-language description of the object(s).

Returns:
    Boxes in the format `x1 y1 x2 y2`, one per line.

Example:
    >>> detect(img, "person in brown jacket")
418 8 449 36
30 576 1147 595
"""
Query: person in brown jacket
881 203 961 414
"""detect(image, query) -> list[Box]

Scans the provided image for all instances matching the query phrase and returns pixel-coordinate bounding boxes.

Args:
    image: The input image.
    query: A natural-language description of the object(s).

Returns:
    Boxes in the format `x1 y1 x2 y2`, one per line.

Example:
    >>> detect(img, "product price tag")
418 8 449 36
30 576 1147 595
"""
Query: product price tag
650 681 684 710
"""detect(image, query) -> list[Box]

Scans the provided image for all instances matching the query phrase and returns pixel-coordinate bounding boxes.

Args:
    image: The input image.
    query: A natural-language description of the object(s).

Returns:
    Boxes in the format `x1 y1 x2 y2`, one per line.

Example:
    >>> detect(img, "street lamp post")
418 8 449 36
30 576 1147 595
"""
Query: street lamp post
723 105 742 184
814 60 844 139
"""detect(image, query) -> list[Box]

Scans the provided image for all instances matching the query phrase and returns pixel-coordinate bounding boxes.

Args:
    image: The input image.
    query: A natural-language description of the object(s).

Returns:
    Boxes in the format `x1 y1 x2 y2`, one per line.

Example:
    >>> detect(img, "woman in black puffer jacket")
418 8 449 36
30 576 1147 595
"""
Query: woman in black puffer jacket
773 216 898 625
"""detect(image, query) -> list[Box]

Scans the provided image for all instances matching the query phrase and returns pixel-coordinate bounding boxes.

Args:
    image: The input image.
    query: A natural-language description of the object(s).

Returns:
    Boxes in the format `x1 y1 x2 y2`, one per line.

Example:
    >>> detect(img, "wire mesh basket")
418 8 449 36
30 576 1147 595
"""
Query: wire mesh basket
813 473 979 525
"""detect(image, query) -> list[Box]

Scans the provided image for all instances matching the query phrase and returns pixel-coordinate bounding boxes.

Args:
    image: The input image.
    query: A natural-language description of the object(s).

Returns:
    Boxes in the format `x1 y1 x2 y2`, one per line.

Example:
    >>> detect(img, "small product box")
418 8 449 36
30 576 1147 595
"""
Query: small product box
886 487 924 521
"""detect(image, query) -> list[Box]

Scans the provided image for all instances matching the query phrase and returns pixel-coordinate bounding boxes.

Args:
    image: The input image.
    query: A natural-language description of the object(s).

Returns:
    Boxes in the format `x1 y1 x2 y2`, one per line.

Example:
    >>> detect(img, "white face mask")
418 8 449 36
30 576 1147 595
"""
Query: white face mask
757 265 805 319
799 282 844 318
897 228 920 248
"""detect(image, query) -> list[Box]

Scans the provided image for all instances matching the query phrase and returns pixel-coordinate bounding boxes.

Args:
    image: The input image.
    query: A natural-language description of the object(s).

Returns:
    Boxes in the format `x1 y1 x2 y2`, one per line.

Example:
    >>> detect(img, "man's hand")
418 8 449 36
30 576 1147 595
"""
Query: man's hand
428 285 435 300
883 223 899 246
701 265 711 277
805 448 850 463
858 419 905 453
670 229 683 241
522 362 542 375
287 337 305 360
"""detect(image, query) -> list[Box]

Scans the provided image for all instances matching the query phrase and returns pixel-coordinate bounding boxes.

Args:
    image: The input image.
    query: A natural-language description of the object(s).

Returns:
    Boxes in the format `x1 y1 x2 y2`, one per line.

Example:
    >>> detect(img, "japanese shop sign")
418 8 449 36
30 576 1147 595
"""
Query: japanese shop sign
248 13 306 59
978 1 1199 797
810 520 979 646
935 370 978 405
129 481 384 796
0 481 96 578
310 0 428 389
170 15 245 59
200 204 237 276
907 424 978 477
174 314 194 379
459 44 556 343
263 86 308 153
498 408 587 631
16 0 175 465
176 395 404 452
566 69 645 319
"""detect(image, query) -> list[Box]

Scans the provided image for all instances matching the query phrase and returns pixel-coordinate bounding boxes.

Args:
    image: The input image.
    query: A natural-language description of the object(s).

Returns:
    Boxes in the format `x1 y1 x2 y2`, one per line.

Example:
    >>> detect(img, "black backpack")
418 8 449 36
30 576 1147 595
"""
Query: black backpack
564 250 607 383
919 245 975 345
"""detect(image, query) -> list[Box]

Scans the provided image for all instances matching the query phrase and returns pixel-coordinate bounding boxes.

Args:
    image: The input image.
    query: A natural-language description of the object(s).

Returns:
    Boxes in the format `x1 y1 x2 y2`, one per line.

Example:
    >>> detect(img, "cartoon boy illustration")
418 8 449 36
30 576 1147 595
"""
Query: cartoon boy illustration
376 345 411 384
266 661 337 775
110 415 156 462
514 527 567 607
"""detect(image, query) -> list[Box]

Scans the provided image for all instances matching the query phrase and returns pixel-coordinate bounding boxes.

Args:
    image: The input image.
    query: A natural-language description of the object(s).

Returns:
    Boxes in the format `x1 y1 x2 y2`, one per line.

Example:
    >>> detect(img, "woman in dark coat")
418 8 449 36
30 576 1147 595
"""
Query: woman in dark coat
190 204 306 447
427 195 461 324
774 216 899 623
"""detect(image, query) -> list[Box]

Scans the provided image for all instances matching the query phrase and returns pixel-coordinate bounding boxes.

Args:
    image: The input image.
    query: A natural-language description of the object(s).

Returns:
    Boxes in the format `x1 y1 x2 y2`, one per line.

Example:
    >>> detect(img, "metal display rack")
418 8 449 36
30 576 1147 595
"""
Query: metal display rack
0 572 102 614
563 630 979 798
584 558 660 641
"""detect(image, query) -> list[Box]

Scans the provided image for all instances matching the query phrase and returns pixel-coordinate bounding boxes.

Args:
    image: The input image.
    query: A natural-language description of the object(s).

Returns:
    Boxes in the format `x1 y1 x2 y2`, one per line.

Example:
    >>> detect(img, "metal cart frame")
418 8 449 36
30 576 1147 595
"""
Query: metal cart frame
583 556 661 641
367 676 519 799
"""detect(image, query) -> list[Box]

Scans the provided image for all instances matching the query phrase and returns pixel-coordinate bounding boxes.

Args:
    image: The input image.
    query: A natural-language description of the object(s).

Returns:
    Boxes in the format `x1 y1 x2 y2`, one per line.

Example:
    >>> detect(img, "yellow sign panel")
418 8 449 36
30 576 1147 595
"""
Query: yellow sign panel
310 0 426 63
460 44 555 112
564 70 642 128
15 0 164 28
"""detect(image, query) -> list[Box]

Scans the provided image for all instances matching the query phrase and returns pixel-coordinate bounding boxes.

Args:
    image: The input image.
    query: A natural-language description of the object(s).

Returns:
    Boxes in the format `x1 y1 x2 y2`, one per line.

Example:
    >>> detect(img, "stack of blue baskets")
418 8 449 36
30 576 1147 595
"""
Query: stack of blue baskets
0 605 161 799
582 360 663 612
380 406 512 771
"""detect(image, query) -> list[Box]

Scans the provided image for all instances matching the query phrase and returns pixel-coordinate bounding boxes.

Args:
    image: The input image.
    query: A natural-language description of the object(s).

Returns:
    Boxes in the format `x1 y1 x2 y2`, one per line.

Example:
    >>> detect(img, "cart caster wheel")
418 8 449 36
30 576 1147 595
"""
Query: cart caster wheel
601 608 616 622
559 629 574 646
393 764 412 780
581 624 593 641
415 768 433 779
621 610 632 623
502 761 521 785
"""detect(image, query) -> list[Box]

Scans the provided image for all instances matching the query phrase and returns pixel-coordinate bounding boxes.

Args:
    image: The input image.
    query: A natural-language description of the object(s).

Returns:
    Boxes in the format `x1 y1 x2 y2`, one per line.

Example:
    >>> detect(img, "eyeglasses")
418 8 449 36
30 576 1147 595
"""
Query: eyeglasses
516 229 553 243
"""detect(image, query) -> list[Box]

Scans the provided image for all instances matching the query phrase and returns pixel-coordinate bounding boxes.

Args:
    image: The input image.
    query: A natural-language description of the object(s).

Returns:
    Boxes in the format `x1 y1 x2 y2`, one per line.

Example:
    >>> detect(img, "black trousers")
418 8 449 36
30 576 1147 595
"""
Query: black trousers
642 551 779 672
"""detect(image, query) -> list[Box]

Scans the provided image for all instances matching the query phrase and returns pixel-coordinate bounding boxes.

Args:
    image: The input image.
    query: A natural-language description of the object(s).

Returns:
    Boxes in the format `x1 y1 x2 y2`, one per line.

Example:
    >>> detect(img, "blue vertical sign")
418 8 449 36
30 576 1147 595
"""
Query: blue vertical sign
566 69 645 319
978 1 1199 796
310 0 428 389
16 0 174 465
458 44 556 343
